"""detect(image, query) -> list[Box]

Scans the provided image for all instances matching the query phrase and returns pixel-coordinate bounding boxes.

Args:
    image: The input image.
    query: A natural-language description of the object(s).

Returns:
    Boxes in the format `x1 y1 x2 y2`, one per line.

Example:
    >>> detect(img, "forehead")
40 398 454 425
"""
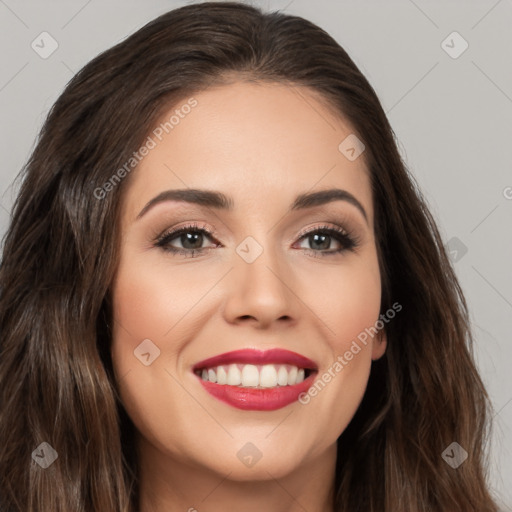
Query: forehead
122 81 372 222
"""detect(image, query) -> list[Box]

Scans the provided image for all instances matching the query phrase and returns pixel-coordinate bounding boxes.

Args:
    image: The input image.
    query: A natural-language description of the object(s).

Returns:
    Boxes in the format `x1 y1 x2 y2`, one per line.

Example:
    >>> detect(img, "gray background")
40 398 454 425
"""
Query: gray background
0 0 511 508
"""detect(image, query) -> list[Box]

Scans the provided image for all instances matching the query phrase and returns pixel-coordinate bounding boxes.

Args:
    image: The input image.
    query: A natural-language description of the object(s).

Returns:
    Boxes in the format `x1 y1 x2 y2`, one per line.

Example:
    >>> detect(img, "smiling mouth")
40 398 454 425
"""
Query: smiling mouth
193 363 315 389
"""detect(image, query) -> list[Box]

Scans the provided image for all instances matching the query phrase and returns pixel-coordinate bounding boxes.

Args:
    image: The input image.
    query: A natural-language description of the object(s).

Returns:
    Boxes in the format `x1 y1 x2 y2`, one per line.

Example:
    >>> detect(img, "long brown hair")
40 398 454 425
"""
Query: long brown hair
0 2 501 510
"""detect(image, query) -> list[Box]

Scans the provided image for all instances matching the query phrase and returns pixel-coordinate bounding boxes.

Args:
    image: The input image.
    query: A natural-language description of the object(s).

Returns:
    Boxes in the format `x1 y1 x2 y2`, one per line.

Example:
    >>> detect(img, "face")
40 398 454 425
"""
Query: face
110 80 386 482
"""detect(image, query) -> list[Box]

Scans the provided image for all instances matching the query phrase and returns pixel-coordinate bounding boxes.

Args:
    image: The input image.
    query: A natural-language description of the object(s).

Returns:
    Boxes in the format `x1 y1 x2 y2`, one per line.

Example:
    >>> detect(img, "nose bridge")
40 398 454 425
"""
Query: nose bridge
236 233 288 299
222 232 298 326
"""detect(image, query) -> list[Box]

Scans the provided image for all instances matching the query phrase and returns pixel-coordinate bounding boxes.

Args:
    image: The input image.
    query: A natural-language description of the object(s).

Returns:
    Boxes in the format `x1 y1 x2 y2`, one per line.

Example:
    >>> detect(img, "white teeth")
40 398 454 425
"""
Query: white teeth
287 366 298 386
217 365 227 385
260 365 278 387
277 365 288 386
227 364 241 385
241 364 259 387
198 363 312 388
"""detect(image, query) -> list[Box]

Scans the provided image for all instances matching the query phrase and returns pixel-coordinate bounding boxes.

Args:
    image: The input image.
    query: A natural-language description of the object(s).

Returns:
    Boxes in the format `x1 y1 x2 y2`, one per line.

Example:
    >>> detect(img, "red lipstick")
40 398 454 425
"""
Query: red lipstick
193 348 318 411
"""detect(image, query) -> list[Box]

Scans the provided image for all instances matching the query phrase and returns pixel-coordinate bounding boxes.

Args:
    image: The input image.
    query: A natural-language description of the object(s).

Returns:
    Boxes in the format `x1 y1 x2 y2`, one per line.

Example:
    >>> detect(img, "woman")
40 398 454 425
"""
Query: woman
0 2 501 511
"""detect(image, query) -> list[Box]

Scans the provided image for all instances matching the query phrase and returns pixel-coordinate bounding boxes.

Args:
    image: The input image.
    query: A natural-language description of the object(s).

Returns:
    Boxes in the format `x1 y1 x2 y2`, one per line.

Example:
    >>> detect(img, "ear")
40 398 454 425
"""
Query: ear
371 328 387 361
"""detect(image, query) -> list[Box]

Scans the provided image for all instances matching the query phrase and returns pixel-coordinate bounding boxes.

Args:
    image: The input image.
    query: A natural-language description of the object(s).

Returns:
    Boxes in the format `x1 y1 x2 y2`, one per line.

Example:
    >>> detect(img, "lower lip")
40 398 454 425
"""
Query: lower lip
195 372 317 411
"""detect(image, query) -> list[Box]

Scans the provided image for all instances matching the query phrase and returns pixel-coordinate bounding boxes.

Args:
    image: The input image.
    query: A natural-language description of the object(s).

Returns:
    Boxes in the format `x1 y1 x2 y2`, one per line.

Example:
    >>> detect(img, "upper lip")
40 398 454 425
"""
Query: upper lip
193 348 318 371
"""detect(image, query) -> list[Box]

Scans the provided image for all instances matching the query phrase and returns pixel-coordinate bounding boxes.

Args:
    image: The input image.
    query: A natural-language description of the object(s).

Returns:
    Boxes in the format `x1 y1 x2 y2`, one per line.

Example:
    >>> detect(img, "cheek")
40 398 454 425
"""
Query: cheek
300 253 382 350
108 255 205 452
334 268 381 348
108 251 226 414
294 256 382 438
110 251 217 351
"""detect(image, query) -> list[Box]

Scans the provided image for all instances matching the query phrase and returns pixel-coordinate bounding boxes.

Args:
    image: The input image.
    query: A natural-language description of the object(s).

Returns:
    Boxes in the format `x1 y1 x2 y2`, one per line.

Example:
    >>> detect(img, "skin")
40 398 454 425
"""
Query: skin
110 80 387 512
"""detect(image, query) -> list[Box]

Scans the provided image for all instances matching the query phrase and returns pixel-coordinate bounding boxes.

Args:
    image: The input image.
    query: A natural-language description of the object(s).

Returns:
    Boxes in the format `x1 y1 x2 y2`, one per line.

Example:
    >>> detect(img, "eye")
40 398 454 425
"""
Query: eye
154 222 218 257
154 222 360 258
295 225 359 257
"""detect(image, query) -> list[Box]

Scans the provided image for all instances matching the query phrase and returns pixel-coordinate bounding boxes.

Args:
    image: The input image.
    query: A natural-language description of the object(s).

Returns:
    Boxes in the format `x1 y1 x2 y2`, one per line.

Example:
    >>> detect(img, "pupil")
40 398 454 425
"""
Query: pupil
311 233 329 250
182 232 202 249
179 232 332 251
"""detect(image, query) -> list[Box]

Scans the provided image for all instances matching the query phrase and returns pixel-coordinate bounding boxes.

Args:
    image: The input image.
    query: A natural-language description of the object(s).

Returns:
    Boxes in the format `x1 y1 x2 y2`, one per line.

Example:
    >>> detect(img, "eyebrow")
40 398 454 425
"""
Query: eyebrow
136 187 368 224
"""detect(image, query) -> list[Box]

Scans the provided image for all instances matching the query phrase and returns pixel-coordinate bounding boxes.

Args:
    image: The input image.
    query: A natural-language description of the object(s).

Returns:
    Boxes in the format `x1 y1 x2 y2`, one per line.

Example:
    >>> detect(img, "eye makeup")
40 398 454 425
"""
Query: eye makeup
152 220 361 259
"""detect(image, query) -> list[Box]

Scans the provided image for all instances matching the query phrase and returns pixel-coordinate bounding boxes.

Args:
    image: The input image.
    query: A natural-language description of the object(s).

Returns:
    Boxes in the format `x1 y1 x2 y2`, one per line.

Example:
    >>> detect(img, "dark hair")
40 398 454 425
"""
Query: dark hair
0 2 500 510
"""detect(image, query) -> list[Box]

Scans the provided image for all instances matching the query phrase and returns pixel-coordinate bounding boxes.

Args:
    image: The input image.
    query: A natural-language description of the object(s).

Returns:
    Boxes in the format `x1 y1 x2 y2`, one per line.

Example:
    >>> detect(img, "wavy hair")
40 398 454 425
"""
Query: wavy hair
0 2 500 510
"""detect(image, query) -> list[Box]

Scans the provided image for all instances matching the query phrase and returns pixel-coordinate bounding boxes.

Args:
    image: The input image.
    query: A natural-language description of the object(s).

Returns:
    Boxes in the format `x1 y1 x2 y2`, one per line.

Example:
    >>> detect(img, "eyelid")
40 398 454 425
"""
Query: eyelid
153 219 355 244
286 213 362 245
154 221 219 245
295 222 349 240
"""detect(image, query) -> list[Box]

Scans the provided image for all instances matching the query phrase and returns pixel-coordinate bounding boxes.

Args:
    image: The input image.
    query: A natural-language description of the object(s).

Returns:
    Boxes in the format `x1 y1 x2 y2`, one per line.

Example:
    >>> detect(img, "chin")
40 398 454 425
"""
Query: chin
192 449 305 482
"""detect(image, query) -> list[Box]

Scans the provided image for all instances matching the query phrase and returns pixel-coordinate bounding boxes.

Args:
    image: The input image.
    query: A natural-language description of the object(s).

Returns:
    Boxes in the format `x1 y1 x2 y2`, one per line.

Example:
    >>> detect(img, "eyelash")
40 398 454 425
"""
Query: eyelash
154 221 360 258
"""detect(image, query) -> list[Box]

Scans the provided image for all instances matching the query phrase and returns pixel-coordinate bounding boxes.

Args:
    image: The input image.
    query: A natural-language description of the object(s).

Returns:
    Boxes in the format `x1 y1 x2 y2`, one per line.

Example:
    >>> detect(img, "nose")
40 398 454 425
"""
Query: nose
221 244 300 329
